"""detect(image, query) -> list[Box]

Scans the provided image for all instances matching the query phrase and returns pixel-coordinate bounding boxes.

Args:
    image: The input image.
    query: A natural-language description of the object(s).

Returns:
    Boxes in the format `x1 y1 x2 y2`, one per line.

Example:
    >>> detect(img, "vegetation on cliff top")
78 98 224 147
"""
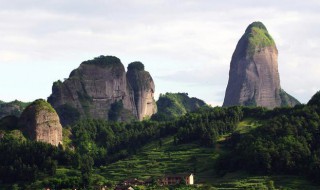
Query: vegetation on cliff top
241 21 276 57
25 99 57 114
126 61 151 90
81 55 122 68
127 61 145 71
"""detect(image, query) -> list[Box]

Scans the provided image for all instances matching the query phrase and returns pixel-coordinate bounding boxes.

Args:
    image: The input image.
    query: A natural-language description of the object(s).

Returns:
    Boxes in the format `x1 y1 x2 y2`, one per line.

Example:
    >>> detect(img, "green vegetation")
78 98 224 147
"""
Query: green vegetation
308 91 320 106
128 61 145 71
108 100 124 121
81 55 122 68
0 100 30 118
62 127 72 148
235 118 262 134
28 99 56 114
100 136 217 182
0 137 75 185
126 63 152 93
55 103 81 126
279 89 300 106
0 115 19 131
152 92 206 121
217 104 320 185
52 80 62 89
77 90 92 116
241 21 275 57
2 91 320 189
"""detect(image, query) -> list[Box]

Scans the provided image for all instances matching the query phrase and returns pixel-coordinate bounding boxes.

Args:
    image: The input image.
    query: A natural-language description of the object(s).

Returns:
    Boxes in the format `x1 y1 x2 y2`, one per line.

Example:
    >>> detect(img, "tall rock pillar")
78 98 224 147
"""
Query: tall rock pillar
223 22 299 108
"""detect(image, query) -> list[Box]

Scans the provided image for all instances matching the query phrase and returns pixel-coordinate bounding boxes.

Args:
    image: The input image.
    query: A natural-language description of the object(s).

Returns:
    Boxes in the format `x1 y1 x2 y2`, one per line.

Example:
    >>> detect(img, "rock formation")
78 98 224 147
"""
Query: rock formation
48 56 157 124
126 62 157 120
19 99 63 146
223 22 300 108
0 100 30 119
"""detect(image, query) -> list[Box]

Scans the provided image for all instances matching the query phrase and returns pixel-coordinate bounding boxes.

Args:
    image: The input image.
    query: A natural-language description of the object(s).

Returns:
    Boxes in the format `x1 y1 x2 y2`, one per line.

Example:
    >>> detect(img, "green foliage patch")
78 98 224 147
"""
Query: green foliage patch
245 22 275 57
128 61 145 71
29 99 56 114
81 55 122 68
153 92 206 121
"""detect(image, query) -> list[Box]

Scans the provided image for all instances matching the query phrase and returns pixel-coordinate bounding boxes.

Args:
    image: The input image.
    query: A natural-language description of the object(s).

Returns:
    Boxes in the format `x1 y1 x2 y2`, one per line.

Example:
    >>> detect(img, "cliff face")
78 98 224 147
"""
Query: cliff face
126 62 157 120
0 100 30 119
48 56 157 124
19 99 63 146
223 22 300 108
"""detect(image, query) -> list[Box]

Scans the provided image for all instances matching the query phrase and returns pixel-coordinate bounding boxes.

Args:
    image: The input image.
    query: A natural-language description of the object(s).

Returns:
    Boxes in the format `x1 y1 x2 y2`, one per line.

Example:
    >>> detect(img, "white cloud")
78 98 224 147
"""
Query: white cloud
0 0 319 105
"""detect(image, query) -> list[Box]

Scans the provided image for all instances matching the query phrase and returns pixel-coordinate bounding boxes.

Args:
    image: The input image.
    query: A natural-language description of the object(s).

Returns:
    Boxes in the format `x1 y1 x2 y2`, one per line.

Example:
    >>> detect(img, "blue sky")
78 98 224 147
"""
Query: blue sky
1 0 320 106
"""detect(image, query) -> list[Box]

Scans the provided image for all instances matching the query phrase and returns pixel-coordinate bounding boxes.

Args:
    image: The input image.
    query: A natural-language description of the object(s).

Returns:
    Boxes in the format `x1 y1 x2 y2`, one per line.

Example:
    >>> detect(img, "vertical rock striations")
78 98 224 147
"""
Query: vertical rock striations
19 99 63 146
48 56 157 125
223 22 300 108
126 62 157 120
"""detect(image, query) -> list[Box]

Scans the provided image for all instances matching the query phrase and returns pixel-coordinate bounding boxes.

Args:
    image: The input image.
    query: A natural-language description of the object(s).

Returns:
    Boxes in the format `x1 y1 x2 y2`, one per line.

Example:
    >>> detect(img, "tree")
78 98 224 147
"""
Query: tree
80 154 94 189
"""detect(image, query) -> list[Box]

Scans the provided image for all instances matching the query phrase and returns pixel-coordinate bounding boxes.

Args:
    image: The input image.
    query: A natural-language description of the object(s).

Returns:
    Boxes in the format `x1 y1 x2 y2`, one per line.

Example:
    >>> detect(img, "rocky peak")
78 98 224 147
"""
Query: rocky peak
19 99 63 146
127 62 157 120
48 56 157 124
223 21 299 108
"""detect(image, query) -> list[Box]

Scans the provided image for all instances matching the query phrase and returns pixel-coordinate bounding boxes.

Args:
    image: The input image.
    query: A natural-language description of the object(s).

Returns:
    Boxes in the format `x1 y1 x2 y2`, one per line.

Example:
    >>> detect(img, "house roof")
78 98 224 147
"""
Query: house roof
163 173 193 178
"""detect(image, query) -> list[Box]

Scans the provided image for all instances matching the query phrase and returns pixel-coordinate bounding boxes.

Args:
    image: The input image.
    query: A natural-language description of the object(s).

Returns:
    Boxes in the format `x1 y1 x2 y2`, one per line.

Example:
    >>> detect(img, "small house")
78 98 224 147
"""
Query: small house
160 173 194 185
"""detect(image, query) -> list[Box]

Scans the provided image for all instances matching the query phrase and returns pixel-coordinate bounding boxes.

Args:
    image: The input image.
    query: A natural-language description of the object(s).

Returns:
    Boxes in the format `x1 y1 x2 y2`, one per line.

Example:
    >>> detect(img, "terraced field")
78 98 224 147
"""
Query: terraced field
99 136 219 182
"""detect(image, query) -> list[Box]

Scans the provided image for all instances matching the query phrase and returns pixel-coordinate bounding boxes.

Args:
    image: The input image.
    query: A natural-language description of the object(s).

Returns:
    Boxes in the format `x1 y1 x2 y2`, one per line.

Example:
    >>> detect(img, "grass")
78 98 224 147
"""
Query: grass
244 22 275 57
96 117 320 189
22 116 320 189
207 172 320 190
99 136 219 182
62 127 72 148
235 118 262 134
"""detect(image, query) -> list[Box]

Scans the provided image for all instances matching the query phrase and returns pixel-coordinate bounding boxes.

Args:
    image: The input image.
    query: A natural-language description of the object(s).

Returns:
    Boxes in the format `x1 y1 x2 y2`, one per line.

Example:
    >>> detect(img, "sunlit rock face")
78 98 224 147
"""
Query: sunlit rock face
223 22 300 108
48 56 157 125
19 99 63 146
126 62 157 120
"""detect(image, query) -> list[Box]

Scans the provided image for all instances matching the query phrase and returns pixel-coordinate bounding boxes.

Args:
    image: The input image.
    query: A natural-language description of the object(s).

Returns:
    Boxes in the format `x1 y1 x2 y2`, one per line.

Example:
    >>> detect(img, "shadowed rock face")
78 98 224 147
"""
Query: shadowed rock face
0 100 30 119
127 62 157 120
19 99 62 146
48 56 157 124
48 56 137 124
223 22 300 108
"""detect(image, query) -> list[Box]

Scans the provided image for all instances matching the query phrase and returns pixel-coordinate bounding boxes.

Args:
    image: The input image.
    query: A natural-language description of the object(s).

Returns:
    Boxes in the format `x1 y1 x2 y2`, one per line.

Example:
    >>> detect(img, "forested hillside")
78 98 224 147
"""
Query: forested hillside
1 92 320 189
153 92 206 121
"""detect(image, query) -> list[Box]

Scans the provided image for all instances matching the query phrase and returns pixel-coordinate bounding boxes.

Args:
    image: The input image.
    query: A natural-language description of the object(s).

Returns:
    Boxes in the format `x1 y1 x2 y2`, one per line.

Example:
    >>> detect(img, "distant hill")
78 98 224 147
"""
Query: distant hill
0 100 30 119
152 92 206 120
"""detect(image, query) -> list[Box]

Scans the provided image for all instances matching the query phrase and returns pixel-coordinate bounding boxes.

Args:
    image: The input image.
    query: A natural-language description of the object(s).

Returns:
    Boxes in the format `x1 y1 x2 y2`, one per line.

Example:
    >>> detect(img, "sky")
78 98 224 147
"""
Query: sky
1 0 320 106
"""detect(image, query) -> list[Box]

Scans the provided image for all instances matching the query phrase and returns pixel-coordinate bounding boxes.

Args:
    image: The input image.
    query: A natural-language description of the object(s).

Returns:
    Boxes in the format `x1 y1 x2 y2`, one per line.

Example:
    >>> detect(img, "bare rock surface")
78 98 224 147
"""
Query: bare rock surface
48 56 157 124
19 99 63 146
127 62 157 120
223 22 300 108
